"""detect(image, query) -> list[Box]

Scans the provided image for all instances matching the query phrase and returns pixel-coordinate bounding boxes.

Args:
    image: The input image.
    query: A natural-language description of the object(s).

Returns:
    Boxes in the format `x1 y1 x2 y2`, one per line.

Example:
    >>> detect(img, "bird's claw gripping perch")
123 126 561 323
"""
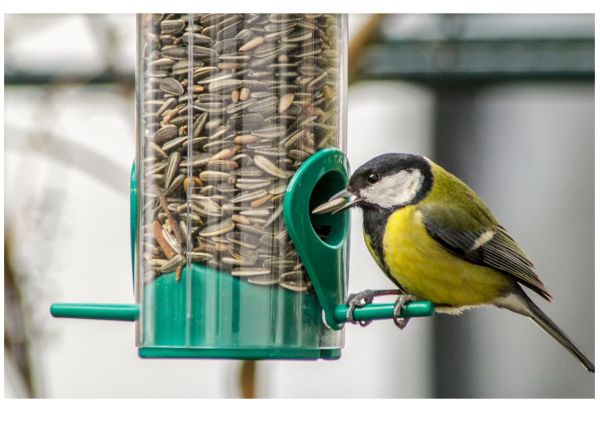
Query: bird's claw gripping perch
392 295 416 329
345 289 408 327
345 290 376 326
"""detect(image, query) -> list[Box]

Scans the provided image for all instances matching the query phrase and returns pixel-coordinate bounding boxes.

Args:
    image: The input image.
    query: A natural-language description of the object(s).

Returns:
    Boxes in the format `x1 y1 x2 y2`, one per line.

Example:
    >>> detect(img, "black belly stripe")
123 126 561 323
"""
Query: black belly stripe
362 207 409 293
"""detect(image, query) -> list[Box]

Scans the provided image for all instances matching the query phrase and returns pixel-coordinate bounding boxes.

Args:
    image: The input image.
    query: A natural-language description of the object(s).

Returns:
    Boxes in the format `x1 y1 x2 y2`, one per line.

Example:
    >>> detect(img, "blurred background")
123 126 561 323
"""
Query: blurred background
4 14 594 398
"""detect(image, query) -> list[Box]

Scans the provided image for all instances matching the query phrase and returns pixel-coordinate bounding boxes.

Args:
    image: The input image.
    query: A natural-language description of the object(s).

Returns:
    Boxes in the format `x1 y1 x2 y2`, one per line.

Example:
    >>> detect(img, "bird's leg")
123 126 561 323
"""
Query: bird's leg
346 289 406 326
392 294 416 330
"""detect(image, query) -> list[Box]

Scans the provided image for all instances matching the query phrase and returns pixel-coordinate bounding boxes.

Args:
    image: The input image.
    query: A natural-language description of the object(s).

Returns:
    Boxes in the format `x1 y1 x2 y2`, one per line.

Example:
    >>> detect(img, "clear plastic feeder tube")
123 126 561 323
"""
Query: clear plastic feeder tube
135 13 347 357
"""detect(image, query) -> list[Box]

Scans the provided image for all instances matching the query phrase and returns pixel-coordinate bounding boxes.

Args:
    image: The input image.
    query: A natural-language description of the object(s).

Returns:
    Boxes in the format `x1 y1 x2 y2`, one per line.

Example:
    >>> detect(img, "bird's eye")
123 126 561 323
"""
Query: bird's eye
366 173 380 184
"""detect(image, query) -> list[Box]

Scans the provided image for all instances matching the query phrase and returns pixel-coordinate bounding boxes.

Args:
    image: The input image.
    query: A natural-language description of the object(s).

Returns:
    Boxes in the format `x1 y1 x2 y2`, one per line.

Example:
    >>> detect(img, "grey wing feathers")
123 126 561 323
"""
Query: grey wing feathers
482 227 552 301
420 204 552 302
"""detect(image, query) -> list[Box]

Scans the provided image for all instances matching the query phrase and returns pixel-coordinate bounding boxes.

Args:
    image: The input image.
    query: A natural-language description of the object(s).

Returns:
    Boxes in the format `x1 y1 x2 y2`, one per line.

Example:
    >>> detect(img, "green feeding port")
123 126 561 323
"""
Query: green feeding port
284 149 350 330
309 170 348 247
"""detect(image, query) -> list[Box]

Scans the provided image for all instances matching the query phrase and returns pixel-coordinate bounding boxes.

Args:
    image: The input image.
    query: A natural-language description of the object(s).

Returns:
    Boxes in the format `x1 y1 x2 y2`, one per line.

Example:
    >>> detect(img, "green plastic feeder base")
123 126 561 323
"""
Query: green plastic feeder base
138 347 341 360
138 264 343 359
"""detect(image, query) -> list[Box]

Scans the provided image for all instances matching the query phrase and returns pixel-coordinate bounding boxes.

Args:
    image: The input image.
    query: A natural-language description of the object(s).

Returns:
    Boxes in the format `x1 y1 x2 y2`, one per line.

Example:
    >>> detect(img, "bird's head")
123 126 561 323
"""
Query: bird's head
313 153 434 214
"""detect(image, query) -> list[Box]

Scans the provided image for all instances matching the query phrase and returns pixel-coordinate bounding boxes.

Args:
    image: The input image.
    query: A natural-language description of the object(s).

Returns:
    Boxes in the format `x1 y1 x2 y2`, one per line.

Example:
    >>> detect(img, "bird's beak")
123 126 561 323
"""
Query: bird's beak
312 188 362 215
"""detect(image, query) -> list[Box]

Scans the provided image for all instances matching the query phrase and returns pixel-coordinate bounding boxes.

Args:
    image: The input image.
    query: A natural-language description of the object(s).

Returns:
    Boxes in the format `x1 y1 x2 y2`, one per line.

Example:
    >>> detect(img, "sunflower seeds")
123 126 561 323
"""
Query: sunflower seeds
161 19 186 35
278 93 295 113
239 36 265 52
239 87 251 101
160 77 185 95
247 275 280 286
231 267 271 277
198 220 235 237
231 189 268 203
160 254 184 273
188 251 214 262
254 155 289 179
280 270 310 291
208 79 244 93
140 13 342 291
165 151 181 188
312 197 346 215
226 232 260 249
154 125 178 144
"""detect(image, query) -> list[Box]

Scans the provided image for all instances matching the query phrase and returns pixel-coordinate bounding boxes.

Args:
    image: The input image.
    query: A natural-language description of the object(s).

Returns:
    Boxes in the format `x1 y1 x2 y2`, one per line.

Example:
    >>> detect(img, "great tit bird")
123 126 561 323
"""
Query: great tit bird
314 153 594 373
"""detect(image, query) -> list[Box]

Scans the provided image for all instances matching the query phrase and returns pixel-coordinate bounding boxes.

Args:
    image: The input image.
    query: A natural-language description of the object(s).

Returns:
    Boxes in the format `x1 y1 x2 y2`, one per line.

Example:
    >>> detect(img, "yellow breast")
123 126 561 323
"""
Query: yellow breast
380 206 512 306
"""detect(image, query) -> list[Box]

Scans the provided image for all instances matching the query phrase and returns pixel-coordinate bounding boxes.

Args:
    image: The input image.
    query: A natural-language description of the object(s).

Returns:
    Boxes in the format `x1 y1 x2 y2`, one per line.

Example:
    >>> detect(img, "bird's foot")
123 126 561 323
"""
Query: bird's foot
346 290 376 326
392 295 416 330
345 289 406 327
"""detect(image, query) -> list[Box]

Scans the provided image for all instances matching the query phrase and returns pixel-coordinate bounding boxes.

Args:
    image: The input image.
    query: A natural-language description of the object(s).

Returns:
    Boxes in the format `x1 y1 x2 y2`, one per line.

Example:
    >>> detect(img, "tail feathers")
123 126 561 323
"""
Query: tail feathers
527 300 595 373
496 291 595 373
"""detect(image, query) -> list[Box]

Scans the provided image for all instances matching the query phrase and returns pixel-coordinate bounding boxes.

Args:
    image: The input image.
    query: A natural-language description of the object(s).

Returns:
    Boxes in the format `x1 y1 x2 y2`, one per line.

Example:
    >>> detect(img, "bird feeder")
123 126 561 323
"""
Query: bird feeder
50 13 434 360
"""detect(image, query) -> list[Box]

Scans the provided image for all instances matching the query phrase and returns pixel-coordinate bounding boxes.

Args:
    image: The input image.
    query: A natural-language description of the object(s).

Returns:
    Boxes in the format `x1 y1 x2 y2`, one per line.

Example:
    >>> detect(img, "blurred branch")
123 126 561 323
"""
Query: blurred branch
85 15 122 78
6 126 130 194
4 234 36 398
239 361 257 398
348 14 384 84
82 15 136 114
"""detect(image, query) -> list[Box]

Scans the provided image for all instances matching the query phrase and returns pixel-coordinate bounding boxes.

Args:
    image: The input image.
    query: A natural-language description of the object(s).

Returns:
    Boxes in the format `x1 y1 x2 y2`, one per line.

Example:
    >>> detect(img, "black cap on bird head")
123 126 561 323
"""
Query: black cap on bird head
313 153 433 214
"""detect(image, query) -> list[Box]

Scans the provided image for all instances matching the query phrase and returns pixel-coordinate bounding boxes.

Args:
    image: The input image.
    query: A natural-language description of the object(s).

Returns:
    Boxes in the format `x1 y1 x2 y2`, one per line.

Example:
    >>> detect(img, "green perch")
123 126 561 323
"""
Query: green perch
334 301 434 323
50 301 435 324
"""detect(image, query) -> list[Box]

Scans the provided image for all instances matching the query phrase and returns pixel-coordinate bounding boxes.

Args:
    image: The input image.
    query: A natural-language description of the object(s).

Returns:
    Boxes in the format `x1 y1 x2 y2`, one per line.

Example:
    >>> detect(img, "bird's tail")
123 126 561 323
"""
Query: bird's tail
496 289 595 373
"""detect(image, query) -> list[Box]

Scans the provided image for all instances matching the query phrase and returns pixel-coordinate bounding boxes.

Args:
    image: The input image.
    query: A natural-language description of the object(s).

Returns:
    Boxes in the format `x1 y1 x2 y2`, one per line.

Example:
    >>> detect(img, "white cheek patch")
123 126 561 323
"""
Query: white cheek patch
360 169 424 209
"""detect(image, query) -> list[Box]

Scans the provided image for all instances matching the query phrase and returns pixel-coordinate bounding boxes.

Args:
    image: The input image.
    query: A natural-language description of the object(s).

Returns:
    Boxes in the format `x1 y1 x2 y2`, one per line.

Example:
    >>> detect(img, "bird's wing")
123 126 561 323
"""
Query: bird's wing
418 202 552 301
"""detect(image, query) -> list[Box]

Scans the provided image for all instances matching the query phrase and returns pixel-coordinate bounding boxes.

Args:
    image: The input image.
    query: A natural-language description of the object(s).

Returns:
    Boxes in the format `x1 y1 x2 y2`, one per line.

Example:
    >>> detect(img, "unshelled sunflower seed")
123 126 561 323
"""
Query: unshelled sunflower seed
160 77 185 95
199 220 235 237
254 155 288 179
